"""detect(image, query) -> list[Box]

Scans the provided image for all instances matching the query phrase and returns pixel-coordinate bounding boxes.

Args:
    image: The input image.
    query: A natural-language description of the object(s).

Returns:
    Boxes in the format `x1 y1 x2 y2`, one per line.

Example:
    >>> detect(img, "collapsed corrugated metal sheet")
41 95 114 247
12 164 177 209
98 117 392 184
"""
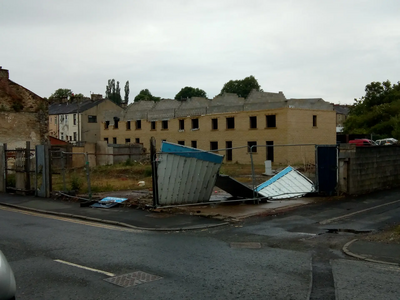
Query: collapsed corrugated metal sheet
255 166 315 199
90 197 128 209
157 142 224 206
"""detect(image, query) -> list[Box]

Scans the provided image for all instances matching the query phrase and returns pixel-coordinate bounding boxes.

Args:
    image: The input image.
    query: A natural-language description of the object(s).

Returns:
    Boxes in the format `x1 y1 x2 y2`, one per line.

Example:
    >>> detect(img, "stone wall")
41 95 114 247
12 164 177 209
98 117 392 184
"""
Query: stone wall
338 145 400 195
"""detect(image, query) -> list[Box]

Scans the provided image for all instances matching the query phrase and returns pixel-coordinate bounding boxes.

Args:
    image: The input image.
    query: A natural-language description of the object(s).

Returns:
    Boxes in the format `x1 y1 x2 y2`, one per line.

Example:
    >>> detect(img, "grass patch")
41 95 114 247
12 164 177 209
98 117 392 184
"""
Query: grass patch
52 162 153 193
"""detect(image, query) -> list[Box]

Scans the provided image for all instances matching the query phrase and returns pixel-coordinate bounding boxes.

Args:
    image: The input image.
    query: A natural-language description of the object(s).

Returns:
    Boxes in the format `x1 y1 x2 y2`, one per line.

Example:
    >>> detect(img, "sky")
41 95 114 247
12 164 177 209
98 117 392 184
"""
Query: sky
1 0 399 105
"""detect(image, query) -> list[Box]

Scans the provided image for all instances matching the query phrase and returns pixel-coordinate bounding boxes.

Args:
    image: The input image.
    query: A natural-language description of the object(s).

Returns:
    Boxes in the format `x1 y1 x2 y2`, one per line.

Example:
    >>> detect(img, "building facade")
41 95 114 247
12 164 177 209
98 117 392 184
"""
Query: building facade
49 97 123 144
100 91 336 165
0 67 48 149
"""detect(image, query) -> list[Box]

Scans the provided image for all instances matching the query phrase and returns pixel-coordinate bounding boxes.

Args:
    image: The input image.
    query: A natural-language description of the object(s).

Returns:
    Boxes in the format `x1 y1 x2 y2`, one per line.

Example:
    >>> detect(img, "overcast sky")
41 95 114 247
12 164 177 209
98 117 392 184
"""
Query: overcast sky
1 0 399 104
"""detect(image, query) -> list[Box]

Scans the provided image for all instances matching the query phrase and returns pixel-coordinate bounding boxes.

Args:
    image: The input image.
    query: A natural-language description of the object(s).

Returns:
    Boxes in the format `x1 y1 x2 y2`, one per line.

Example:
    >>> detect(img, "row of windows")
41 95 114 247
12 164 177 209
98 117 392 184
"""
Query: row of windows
102 139 274 162
60 132 77 141
103 115 287 131
104 137 141 144
53 114 79 125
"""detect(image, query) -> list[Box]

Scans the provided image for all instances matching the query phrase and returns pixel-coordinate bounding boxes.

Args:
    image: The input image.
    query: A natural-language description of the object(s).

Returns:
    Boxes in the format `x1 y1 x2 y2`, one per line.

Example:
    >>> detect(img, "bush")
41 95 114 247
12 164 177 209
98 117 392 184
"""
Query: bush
6 174 16 187
70 173 84 192
143 166 152 177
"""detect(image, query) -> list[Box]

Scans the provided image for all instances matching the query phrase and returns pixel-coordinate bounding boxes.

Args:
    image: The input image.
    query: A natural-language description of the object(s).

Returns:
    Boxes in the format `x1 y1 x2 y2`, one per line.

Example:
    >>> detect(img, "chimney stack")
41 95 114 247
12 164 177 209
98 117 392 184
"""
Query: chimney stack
0 67 9 79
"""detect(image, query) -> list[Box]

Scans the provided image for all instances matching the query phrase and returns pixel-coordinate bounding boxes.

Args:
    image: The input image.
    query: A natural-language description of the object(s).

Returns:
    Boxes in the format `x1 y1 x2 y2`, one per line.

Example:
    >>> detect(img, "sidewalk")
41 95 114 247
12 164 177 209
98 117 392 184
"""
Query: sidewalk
343 239 400 266
0 193 315 231
0 193 230 231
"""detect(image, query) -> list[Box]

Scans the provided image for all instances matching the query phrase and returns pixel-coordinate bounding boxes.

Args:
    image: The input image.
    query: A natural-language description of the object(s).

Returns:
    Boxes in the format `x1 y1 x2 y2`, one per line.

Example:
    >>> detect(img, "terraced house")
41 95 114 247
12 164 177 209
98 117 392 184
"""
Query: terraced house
100 90 336 165
49 95 123 144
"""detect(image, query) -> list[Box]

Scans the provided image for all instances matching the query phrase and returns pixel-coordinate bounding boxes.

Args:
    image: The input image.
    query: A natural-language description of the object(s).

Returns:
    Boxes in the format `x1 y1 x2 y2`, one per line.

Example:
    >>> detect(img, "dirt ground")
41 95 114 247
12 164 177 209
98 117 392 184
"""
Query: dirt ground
360 224 400 244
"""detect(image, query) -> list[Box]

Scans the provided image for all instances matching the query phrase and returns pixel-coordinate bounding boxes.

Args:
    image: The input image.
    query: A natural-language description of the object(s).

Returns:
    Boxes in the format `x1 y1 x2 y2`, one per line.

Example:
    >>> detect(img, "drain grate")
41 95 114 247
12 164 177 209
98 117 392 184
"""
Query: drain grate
230 242 261 249
104 271 162 288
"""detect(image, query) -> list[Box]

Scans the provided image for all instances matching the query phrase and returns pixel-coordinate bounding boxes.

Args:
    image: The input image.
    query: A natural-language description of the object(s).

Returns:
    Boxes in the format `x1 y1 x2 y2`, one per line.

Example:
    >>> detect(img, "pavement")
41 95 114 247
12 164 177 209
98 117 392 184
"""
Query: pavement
1 192 400 266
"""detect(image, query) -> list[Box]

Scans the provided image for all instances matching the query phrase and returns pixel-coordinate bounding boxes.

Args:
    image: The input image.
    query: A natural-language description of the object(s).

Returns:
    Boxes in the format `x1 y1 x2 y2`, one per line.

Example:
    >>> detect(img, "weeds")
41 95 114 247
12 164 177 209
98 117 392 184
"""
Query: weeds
70 172 84 192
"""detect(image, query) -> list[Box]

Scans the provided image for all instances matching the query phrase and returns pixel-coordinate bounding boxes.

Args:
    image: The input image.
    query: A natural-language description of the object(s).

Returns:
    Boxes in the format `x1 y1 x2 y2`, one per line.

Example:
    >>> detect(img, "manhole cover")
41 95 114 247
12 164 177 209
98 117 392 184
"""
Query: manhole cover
230 242 261 249
104 271 162 288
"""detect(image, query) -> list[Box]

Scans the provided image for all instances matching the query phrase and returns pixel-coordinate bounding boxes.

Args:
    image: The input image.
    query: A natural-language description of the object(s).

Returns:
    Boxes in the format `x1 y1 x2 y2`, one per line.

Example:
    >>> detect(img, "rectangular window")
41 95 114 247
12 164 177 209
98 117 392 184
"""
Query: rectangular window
73 132 77 141
248 141 257 153
135 138 140 143
191 118 199 130
114 117 119 129
126 121 131 130
191 141 197 148
250 116 257 129
88 115 97 123
125 138 131 144
179 119 185 131
266 115 276 128
73 114 77 125
55 116 57 124
136 120 142 130
226 117 235 129
151 121 156 130
104 121 110 129
178 141 185 145
313 115 317 127
104 137 109 143
210 141 218 151
211 118 218 130
113 137 117 144
61 133 64 140
226 141 232 161
162 120 168 130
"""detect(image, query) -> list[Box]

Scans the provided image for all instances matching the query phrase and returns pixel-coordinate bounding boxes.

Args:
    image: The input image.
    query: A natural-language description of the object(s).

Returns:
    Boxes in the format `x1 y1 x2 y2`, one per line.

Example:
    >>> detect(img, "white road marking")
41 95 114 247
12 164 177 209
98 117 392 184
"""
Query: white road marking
54 259 116 277
0 205 141 233
319 199 400 225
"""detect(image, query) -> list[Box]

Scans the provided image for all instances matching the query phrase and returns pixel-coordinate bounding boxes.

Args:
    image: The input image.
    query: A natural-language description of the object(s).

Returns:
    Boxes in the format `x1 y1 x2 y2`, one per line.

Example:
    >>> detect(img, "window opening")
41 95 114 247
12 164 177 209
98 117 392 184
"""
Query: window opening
226 117 235 129
212 118 218 130
266 115 276 128
191 118 199 130
248 141 257 153
179 119 185 130
250 116 257 129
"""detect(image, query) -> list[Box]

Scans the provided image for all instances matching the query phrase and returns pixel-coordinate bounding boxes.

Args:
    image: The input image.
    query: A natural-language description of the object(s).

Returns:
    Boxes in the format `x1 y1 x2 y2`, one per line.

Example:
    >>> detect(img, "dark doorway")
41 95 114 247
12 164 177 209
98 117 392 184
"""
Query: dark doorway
226 141 232 161
266 141 274 162
316 145 337 195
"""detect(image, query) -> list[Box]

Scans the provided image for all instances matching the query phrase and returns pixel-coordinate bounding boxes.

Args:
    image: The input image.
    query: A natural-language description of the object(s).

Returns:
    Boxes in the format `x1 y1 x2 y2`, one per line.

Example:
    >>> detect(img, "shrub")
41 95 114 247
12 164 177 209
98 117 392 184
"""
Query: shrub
70 173 84 192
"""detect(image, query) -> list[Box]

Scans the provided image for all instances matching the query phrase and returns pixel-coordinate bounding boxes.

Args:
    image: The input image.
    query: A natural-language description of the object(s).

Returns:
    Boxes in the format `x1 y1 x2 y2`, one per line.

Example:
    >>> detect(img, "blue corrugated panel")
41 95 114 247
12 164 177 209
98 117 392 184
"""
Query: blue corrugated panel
161 142 224 164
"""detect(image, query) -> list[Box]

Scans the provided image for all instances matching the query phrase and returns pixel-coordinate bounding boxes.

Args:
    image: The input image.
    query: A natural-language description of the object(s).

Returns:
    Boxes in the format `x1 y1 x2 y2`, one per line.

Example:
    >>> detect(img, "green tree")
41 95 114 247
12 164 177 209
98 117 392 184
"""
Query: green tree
124 81 130 104
220 75 262 98
105 79 122 105
49 88 73 99
174 86 207 100
134 89 160 102
343 80 400 139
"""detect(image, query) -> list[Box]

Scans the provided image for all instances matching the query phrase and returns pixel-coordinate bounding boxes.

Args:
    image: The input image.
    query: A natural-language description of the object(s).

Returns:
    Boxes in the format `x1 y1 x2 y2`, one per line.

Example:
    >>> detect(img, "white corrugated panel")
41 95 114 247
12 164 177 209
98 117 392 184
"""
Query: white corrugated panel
157 154 221 205
255 166 315 200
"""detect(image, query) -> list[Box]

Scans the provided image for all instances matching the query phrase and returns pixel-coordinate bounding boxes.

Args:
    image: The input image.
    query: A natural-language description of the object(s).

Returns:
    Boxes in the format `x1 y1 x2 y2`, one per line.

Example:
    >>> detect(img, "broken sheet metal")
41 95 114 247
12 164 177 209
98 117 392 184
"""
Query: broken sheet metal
255 166 315 200
90 197 128 209
157 142 224 206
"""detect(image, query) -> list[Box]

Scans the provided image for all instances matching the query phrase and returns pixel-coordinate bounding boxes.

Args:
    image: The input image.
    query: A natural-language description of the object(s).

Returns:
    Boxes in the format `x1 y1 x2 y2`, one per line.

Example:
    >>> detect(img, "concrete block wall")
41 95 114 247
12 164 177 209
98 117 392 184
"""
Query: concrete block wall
339 145 400 195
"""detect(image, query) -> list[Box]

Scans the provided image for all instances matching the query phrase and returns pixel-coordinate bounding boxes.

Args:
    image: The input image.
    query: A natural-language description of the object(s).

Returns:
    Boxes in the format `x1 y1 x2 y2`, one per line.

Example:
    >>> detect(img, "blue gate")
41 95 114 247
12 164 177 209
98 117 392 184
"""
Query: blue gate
316 145 337 195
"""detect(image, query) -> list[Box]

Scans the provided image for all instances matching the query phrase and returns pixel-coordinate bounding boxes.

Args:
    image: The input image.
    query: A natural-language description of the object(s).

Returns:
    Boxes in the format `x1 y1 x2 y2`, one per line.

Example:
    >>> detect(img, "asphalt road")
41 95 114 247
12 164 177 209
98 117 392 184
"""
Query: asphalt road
1 189 400 300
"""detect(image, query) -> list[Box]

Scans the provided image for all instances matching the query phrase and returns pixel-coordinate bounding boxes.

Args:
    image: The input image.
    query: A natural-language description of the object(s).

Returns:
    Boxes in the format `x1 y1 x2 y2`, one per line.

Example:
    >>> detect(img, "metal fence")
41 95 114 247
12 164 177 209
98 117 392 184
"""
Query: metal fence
151 142 337 207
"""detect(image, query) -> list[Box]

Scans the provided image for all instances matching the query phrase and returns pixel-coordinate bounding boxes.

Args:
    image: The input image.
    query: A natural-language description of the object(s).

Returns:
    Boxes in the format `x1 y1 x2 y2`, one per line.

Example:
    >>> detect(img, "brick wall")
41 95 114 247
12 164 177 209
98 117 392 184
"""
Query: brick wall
339 145 400 195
